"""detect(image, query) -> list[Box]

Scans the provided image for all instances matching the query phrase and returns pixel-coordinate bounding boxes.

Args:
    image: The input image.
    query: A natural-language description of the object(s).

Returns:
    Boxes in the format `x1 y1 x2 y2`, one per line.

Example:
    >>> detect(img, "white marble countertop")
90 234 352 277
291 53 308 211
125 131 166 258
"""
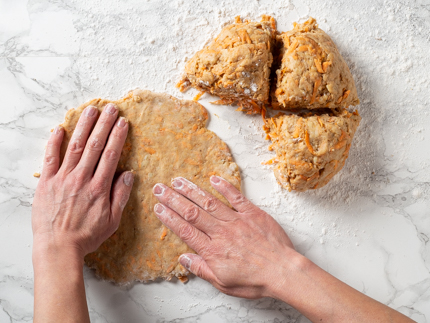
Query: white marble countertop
1 0 429 322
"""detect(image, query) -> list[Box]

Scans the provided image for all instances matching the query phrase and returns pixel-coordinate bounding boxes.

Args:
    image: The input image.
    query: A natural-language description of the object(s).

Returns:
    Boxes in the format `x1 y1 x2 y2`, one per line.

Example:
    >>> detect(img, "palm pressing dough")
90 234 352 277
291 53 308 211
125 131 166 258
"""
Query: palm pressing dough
263 108 360 192
59 89 241 284
272 18 359 110
177 15 276 114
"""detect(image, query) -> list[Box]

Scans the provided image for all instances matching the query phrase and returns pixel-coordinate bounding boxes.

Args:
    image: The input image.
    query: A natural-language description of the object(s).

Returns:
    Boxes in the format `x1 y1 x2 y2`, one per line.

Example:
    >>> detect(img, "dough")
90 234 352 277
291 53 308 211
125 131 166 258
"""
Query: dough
177 16 276 114
272 18 359 110
263 108 361 192
59 89 241 284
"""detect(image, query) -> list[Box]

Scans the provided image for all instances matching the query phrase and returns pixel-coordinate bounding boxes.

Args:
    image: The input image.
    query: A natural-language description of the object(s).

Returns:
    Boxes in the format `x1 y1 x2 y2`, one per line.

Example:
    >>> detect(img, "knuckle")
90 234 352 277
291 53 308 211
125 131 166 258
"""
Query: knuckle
68 139 84 154
71 171 87 186
214 225 229 238
87 137 104 152
103 149 120 162
178 223 194 241
92 180 108 195
44 155 58 166
203 197 218 213
232 193 247 205
183 205 200 224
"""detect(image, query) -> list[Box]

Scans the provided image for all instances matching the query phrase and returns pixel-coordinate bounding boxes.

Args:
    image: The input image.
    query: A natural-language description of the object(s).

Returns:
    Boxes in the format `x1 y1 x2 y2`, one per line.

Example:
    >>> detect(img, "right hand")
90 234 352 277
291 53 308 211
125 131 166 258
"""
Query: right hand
152 176 301 299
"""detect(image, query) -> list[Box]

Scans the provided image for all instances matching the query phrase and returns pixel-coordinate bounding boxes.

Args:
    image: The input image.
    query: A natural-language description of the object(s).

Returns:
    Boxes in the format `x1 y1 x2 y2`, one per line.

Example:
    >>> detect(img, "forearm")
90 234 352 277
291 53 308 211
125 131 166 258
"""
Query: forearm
33 242 90 323
268 252 413 323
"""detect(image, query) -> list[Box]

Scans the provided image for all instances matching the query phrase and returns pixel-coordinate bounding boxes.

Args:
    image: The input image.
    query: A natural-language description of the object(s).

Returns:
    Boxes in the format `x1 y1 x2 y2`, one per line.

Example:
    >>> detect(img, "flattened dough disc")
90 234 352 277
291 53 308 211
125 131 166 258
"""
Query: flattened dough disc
60 89 241 284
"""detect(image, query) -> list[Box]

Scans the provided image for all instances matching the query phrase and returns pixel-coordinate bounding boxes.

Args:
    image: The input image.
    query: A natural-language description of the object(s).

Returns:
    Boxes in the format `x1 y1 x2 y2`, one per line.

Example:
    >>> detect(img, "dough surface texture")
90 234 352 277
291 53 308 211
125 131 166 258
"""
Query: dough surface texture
273 18 359 110
178 16 276 114
264 109 361 192
60 89 241 284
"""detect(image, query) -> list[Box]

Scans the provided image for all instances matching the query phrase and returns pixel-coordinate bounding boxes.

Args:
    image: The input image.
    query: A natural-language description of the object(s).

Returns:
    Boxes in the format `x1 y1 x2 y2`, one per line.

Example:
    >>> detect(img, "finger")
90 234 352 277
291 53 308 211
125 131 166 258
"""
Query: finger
41 126 64 179
78 103 118 175
179 253 217 282
171 177 235 221
61 105 99 173
210 176 255 213
153 183 218 233
92 117 129 191
110 171 134 229
153 203 210 254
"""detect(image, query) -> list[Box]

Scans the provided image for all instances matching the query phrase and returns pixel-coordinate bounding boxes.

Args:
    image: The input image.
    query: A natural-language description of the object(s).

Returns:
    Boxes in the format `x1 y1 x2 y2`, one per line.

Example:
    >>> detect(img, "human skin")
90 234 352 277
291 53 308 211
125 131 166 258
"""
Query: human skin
152 177 415 322
32 104 134 323
32 103 413 323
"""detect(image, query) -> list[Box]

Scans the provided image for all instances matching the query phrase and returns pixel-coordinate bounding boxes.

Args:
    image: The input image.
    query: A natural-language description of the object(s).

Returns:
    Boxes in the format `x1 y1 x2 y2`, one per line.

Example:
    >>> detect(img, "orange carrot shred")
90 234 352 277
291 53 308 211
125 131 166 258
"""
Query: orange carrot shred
287 39 299 54
314 59 324 73
305 130 315 154
193 91 205 101
160 227 168 240
310 77 321 104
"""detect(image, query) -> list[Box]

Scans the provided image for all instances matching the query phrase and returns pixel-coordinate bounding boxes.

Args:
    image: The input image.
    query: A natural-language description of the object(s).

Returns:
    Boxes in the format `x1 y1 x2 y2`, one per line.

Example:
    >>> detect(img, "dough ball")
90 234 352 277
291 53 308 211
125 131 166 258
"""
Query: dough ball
263 108 361 192
178 16 276 114
273 18 359 110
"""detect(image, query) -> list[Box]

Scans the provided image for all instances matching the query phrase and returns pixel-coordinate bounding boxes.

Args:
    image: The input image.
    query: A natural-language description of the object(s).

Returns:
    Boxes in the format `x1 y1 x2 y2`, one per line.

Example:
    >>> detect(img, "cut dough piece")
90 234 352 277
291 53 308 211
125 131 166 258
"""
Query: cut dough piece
178 15 276 114
263 108 361 192
273 17 359 110
59 89 241 284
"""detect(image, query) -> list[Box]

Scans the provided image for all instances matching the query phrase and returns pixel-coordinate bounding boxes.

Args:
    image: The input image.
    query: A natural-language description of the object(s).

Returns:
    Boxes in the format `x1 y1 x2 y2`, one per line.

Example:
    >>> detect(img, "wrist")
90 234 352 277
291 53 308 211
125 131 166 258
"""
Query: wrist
33 236 85 270
264 249 313 302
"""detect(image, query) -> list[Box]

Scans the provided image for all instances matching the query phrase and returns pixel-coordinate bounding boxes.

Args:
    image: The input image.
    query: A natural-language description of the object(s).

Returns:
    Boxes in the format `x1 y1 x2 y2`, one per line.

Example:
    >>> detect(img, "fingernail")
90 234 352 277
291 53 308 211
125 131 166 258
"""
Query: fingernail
54 125 63 135
124 172 134 187
154 203 165 215
105 103 117 115
172 178 184 189
85 105 97 117
153 183 166 196
179 255 191 270
210 175 221 184
117 117 128 128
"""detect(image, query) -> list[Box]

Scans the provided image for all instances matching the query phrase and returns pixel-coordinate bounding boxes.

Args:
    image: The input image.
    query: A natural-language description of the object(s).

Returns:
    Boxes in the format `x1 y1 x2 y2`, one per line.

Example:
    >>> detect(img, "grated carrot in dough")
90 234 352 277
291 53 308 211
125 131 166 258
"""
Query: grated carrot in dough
176 79 191 92
160 227 168 240
297 45 309 52
314 59 324 73
322 61 331 72
305 130 315 155
261 106 267 120
178 276 188 283
310 77 322 104
336 89 351 104
143 146 156 155
333 140 347 150
193 91 205 101
238 29 252 44
287 39 299 54
293 118 303 138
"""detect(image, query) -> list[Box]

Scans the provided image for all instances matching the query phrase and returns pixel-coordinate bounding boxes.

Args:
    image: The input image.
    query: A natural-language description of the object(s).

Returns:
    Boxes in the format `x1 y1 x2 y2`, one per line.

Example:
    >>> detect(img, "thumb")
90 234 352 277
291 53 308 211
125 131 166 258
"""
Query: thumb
179 253 217 282
111 171 134 228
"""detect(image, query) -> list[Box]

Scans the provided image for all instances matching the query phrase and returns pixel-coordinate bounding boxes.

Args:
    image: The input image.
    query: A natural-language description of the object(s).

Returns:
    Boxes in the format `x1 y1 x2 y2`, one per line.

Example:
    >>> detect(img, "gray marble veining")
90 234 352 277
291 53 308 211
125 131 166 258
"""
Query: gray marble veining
1 0 429 322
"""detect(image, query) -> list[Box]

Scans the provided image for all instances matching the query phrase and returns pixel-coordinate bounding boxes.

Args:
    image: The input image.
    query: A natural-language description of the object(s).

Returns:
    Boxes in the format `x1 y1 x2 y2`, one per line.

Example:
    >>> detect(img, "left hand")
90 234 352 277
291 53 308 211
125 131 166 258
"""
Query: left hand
32 104 134 259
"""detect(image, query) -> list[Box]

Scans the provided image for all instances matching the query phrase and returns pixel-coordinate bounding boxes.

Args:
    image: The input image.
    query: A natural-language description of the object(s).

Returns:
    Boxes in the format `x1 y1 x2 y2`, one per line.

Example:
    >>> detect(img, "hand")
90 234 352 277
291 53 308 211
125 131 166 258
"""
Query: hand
32 103 134 259
152 176 299 299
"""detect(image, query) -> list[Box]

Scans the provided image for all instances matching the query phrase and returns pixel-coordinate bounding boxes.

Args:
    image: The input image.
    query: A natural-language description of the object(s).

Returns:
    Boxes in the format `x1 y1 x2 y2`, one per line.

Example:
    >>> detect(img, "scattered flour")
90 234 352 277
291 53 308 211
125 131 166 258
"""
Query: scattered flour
22 0 429 256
